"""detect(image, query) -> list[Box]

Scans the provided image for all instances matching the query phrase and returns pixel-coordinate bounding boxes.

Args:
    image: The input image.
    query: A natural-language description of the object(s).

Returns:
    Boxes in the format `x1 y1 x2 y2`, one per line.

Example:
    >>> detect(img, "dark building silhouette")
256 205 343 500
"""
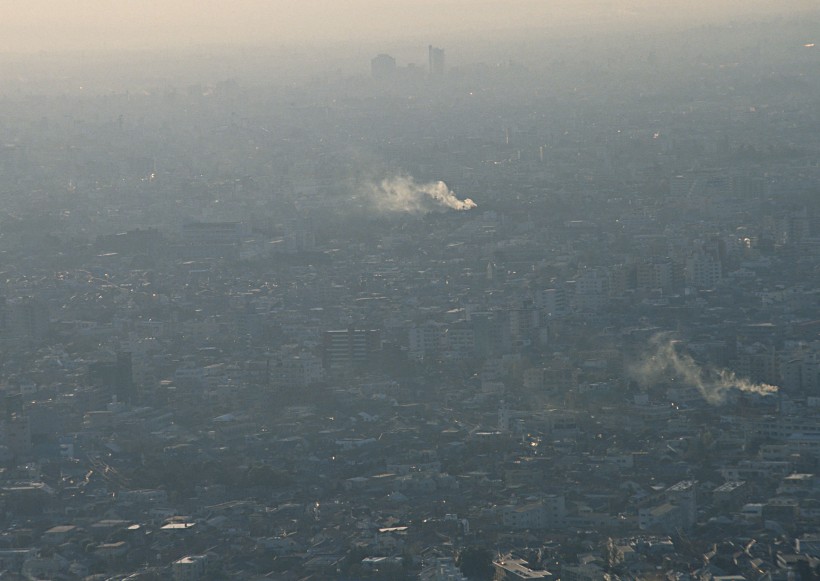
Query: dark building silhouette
0 296 49 346
371 53 396 79
89 352 134 403
177 221 244 260
428 45 445 76
322 328 381 371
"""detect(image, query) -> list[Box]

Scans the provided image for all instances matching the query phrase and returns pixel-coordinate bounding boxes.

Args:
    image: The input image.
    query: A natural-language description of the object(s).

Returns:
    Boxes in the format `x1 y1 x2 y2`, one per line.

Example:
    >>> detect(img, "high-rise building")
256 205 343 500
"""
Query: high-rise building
409 321 444 360
88 353 134 403
428 45 445 76
370 53 396 79
685 248 723 289
322 328 381 371
1 414 31 457
1 296 49 347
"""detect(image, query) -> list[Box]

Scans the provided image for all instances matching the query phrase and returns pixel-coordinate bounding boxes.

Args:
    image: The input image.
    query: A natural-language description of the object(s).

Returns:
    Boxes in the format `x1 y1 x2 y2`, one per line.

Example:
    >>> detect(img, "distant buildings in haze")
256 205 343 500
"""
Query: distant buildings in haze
370 44 445 79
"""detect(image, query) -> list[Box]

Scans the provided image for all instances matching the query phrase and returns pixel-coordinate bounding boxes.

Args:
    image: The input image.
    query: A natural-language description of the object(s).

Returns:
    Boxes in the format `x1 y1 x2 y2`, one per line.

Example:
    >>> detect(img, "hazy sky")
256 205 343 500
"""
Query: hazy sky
1 0 817 53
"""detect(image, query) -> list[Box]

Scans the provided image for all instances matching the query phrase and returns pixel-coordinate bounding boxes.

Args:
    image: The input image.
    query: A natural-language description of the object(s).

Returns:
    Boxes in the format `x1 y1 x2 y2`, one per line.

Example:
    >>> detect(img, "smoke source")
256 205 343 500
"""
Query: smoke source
630 334 778 405
368 176 476 213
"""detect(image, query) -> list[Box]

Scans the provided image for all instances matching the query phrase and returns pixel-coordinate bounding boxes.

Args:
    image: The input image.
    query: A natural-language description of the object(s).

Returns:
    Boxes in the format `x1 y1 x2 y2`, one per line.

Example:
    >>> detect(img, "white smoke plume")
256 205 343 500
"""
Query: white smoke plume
368 176 476 213
630 334 778 405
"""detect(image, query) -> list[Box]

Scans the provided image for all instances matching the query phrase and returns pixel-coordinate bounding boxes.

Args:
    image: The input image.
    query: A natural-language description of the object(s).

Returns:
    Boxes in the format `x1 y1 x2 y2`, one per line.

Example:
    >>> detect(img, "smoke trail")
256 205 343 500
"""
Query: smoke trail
368 176 476 213
630 334 778 405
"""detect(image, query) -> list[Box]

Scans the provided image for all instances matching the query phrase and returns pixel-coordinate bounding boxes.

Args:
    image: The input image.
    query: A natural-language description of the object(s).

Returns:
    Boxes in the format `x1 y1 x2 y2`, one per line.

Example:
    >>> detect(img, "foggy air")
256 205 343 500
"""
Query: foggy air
0 1 819 580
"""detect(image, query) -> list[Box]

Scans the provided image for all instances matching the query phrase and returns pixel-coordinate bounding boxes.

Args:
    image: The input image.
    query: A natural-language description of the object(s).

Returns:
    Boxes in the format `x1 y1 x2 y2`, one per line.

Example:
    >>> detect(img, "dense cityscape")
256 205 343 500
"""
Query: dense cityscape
0 11 819 581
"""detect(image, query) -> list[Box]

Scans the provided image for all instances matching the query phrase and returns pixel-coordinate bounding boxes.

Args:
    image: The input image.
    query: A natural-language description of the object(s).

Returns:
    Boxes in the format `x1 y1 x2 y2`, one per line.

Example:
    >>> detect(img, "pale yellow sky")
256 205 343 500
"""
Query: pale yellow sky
0 0 816 53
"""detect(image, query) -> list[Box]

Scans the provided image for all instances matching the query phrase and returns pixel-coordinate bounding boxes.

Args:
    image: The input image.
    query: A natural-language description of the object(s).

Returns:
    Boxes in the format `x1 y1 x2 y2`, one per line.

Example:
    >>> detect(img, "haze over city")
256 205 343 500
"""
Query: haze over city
0 1 818 580
1 0 818 53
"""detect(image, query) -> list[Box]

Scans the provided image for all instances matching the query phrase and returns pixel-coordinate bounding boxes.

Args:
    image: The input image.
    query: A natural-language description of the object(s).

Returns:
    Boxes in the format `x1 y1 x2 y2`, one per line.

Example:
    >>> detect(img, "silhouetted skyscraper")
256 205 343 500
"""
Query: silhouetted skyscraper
371 53 396 79
428 45 445 76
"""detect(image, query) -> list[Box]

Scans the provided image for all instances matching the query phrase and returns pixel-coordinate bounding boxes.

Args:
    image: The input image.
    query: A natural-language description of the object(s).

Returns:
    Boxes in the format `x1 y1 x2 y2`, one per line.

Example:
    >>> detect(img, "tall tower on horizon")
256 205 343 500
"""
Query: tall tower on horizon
428 45 445 76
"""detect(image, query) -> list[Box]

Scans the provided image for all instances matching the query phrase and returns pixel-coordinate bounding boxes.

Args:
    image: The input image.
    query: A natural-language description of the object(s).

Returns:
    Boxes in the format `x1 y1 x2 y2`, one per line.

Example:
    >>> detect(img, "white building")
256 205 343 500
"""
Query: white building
173 555 209 581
